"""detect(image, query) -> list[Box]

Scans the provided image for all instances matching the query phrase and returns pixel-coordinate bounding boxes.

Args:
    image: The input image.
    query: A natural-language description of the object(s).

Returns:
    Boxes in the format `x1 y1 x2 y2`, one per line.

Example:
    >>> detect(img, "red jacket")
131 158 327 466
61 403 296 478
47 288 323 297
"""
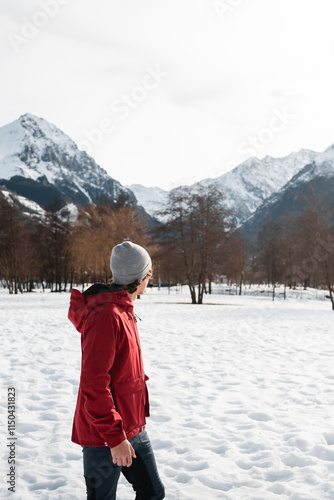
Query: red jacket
68 284 150 449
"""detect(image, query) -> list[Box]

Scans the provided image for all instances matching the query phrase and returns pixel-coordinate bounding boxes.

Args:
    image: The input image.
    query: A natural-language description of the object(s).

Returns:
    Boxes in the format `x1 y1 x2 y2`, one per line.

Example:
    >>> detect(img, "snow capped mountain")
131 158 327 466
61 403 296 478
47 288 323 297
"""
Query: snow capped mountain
126 184 168 218
0 113 135 210
288 160 334 189
280 142 334 191
240 153 334 239
315 141 334 165
200 149 319 222
130 149 319 224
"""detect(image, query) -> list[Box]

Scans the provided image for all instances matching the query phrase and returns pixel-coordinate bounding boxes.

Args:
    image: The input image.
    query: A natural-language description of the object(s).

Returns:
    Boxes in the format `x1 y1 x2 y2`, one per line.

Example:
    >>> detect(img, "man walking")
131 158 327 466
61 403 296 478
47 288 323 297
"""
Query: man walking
68 241 165 500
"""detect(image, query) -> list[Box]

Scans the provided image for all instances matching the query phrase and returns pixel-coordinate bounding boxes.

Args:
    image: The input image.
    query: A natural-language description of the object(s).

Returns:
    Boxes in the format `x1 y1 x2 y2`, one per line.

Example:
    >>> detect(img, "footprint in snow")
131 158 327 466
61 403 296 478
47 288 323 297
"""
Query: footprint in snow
248 412 273 421
324 432 334 446
28 478 67 491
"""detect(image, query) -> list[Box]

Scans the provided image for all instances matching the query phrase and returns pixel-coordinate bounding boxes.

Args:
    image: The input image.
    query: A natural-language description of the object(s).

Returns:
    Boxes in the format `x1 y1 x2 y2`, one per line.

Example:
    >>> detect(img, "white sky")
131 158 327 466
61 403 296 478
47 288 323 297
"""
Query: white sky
1 0 334 190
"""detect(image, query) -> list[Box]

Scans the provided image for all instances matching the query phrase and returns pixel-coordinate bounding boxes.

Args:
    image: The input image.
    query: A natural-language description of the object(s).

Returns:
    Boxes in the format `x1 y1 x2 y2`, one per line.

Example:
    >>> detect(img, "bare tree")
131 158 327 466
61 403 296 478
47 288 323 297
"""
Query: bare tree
256 220 285 286
223 230 248 295
157 183 231 304
0 196 38 293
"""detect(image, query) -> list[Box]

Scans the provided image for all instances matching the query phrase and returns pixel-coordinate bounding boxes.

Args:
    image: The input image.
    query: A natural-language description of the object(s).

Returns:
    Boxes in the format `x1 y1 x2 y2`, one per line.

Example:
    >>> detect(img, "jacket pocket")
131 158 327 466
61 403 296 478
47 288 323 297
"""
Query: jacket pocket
113 378 146 433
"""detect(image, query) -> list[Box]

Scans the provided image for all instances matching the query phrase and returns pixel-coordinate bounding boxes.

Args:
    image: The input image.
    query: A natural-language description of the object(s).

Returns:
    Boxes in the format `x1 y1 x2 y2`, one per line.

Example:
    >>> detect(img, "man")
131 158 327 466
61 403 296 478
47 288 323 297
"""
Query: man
68 241 165 500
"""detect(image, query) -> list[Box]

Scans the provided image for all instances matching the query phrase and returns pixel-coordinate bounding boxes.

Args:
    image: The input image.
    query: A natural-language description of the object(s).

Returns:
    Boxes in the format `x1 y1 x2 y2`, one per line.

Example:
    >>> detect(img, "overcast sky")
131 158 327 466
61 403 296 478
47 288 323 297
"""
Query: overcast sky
1 0 334 190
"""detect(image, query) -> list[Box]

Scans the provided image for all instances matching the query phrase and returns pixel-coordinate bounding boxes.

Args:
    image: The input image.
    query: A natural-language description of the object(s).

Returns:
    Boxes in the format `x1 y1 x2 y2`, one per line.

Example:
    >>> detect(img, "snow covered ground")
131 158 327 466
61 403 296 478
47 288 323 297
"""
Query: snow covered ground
1 287 334 499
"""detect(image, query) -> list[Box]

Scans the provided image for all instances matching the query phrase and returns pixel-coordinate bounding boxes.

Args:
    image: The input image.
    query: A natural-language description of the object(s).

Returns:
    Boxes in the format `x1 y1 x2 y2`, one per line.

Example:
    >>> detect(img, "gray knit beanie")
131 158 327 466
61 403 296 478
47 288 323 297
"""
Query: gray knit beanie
110 241 152 285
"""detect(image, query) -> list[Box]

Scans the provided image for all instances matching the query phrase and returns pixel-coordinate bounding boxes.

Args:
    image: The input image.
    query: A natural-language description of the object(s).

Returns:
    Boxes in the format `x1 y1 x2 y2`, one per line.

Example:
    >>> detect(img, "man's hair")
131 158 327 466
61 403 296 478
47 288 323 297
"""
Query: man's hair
123 280 141 294
110 279 141 294
111 268 152 294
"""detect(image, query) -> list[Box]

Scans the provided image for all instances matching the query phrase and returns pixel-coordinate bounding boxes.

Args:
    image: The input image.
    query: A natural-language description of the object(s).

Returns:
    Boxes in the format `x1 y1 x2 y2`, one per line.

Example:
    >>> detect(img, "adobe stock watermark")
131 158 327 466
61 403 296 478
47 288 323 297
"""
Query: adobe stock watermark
212 0 244 21
78 65 168 155
226 106 295 170
239 107 295 157
8 0 72 54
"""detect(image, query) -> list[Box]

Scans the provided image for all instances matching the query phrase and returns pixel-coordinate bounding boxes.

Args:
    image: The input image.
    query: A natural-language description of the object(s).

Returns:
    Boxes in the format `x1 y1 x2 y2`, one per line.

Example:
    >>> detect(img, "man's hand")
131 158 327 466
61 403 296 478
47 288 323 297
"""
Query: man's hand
110 440 136 467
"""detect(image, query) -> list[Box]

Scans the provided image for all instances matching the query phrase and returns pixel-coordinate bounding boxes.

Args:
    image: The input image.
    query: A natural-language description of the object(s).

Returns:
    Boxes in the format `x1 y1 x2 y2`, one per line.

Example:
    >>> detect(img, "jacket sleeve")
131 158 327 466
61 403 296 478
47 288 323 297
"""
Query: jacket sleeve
80 305 126 448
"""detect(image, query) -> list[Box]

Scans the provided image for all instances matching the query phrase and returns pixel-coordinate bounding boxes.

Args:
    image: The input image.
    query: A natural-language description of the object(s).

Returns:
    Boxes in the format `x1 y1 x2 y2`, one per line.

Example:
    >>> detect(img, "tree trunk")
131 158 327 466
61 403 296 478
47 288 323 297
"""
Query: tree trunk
188 284 197 304
325 261 334 310
197 282 204 304
208 279 212 295
329 288 334 310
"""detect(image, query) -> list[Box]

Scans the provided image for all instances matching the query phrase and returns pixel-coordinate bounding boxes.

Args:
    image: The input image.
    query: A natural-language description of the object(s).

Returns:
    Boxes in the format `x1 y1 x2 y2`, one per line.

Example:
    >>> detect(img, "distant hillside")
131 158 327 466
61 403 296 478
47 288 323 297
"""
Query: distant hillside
0 185 46 219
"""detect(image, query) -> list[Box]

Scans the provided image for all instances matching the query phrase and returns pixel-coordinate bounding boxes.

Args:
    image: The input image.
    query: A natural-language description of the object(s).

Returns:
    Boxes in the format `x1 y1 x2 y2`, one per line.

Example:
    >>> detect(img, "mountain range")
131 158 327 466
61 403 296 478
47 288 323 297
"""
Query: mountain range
128 149 320 222
1 113 334 240
128 146 334 239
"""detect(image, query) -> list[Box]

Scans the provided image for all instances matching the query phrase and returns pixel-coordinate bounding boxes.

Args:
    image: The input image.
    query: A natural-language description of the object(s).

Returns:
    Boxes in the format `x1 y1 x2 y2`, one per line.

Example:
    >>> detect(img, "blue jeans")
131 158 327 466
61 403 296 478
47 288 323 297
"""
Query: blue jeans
83 430 165 500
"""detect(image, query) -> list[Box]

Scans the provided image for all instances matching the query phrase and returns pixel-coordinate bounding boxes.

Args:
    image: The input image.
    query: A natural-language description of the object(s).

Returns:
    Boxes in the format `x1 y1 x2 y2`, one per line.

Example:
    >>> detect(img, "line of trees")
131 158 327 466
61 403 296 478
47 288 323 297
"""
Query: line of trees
0 196 148 293
1 185 334 308
255 209 334 308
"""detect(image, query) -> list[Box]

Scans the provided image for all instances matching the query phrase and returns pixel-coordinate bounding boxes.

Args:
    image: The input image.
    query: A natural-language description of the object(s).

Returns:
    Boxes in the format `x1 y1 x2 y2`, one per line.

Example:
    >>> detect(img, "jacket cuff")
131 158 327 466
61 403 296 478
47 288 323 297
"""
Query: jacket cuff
106 431 127 449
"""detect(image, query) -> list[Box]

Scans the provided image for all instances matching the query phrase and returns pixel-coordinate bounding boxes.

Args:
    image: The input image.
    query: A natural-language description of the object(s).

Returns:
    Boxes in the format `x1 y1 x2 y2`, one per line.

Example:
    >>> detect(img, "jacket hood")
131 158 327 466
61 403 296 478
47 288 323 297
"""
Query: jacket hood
68 283 133 333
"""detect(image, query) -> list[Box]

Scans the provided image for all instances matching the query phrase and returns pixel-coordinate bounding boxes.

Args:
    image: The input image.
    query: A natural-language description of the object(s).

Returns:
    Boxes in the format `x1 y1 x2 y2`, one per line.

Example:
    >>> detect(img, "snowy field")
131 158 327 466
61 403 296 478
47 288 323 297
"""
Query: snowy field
1 286 334 499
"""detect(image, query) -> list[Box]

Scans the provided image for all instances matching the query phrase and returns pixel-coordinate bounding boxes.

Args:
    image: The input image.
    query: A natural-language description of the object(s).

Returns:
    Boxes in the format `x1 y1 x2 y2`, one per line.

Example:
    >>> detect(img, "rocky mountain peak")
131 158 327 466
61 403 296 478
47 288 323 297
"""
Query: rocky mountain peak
0 113 136 211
